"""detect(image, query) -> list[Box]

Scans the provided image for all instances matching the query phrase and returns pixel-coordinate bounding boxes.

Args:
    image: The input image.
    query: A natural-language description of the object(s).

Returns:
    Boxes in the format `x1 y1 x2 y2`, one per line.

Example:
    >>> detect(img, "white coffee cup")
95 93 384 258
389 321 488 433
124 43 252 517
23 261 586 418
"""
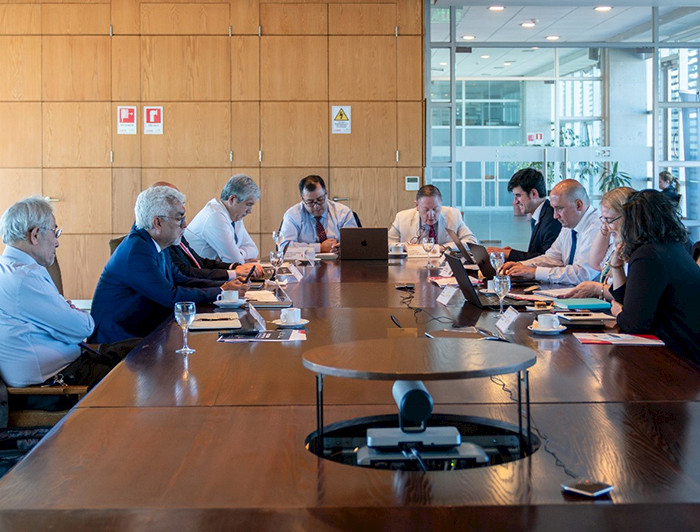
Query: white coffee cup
217 290 239 303
538 314 560 330
390 244 405 254
280 307 301 325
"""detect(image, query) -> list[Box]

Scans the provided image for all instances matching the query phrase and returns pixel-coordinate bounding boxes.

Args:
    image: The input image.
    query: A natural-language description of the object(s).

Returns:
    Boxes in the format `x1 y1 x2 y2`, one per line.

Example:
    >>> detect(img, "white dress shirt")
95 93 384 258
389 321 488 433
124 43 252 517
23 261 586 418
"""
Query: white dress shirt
522 205 602 285
280 200 357 251
388 206 477 247
185 198 258 263
0 247 94 386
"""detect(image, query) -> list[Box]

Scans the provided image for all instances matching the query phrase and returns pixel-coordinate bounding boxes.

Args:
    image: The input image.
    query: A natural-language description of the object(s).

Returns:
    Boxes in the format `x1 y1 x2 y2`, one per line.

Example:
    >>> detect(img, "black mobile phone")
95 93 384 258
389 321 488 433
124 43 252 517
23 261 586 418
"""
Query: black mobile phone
243 266 256 283
561 478 614 498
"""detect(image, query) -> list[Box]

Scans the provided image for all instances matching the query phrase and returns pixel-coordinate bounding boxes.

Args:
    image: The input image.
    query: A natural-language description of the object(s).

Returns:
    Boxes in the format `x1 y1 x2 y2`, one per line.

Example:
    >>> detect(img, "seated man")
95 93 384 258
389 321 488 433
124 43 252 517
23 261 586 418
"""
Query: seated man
388 184 477 248
0 197 117 388
487 168 561 262
185 174 259 264
503 179 602 285
280 175 357 253
90 186 245 344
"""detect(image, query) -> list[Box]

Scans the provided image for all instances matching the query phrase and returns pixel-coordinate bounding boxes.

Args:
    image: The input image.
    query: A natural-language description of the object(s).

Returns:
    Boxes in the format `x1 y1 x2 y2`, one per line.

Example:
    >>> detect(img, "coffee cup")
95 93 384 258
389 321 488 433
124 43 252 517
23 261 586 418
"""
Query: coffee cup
217 290 239 303
538 314 560 330
280 307 301 325
390 244 405 254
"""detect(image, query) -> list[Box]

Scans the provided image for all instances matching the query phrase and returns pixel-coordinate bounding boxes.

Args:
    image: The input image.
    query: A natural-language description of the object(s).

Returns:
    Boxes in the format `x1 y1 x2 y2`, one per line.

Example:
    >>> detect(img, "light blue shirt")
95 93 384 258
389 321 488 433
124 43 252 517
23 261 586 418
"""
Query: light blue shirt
0 246 94 386
280 200 358 250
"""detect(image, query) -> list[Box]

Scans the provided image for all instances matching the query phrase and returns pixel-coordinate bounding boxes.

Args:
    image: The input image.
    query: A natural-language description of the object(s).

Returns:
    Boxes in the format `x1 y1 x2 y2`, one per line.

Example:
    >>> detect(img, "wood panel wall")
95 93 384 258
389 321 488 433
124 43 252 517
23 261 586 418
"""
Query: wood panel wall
0 0 424 298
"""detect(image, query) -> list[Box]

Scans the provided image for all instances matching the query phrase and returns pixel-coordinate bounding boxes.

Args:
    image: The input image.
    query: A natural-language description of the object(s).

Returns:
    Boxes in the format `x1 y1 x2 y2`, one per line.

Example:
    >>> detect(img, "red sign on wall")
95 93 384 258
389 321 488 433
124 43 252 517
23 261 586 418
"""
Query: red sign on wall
144 106 163 135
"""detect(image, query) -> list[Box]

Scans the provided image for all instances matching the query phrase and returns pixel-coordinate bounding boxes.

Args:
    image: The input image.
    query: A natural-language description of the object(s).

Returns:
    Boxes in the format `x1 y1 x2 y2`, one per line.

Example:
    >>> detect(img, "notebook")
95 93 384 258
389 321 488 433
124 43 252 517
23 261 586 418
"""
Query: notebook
340 228 388 260
444 253 528 310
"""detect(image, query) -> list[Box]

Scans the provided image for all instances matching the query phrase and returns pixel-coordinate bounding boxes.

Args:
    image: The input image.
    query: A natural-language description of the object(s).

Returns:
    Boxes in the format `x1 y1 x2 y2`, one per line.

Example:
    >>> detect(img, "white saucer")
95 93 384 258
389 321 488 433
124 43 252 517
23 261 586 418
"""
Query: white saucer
214 300 246 309
528 324 567 335
316 253 338 260
271 318 309 329
388 252 408 258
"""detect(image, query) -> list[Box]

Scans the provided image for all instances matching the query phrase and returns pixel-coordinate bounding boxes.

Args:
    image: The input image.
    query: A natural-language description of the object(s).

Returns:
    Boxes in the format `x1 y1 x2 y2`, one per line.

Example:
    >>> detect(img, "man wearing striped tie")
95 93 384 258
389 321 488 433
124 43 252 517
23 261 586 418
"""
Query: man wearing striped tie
503 179 602 285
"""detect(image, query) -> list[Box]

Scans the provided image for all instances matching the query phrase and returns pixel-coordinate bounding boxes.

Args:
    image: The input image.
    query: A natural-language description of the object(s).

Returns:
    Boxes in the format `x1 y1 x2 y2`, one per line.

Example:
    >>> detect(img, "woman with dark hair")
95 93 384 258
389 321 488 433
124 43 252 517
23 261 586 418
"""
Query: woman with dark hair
610 189 700 365
658 170 680 204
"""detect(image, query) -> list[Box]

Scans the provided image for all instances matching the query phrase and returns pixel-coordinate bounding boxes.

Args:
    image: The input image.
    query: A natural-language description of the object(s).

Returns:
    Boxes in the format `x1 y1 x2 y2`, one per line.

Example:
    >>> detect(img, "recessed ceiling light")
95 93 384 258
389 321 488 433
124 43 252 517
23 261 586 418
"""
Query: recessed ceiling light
504 61 512 66
489 6 505 12
481 55 490 59
439 62 447 66
462 34 476 41
594 6 613 12
546 35 560 41
531 46 540 50
521 20 537 29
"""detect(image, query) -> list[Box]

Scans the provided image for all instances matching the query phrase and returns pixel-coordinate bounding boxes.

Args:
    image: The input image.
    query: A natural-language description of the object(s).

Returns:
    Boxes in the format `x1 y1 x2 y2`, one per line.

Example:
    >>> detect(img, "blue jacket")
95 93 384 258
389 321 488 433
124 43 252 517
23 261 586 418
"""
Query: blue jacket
90 228 222 343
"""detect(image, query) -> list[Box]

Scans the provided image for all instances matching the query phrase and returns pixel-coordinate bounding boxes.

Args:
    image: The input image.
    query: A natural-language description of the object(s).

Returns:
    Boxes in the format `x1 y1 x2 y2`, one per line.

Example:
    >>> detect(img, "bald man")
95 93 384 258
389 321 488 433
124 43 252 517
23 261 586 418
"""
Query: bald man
503 179 602 285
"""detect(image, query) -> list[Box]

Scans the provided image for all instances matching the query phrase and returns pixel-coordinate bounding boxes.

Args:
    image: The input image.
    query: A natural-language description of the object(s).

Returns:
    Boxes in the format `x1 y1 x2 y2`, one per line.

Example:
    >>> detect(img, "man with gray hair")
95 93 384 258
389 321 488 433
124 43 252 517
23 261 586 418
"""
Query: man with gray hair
503 179 602 284
185 174 260 263
90 186 246 343
0 197 114 388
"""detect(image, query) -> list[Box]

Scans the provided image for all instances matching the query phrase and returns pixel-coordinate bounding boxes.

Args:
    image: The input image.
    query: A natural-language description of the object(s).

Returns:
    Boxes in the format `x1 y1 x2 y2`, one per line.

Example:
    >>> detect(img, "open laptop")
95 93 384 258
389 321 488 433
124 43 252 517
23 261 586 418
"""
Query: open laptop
340 228 388 260
444 253 528 310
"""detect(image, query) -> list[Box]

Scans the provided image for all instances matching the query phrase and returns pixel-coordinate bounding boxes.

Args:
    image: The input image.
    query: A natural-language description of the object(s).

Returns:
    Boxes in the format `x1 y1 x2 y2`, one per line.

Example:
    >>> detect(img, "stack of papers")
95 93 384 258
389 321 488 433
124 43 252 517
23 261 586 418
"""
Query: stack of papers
190 312 241 330
405 245 442 258
574 333 664 346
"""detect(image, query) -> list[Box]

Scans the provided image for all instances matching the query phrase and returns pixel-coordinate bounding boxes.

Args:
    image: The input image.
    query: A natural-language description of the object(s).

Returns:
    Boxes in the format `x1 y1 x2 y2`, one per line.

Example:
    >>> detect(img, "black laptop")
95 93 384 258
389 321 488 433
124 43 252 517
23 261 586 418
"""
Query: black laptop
444 253 528 310
340 228 388 260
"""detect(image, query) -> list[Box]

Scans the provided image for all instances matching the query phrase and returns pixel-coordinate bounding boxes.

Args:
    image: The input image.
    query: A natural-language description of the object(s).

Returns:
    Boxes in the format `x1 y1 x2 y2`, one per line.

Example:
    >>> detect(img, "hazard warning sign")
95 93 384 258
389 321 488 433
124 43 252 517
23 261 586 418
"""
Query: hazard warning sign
332 105 351 134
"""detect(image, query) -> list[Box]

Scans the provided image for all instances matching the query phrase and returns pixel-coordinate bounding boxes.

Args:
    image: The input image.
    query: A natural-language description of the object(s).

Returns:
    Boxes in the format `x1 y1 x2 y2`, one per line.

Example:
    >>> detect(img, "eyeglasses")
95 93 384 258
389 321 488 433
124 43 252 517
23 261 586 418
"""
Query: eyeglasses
159 215 187 227
302 194 326 208
42 227 62 238
599 215 622 225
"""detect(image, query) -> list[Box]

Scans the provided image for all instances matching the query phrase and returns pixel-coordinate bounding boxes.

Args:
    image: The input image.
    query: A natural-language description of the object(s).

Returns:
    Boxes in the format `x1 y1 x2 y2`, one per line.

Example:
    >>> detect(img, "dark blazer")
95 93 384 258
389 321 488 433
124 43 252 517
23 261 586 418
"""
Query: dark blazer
508 199 562 262
169 236 237 281
90 229 222 343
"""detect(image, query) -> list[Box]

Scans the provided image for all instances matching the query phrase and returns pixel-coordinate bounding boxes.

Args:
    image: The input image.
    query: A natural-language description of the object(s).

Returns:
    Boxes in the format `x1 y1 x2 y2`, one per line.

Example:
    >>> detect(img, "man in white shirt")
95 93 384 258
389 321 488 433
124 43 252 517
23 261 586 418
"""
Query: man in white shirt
279 175 357 253
503 179 602 285
185 174 259 264
388 185 477 248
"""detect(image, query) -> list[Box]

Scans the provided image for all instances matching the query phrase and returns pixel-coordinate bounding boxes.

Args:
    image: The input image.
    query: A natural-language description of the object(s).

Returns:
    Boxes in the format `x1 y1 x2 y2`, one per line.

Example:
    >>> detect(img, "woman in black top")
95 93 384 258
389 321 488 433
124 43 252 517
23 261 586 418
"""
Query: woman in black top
658 170 680 204
610 190 700 365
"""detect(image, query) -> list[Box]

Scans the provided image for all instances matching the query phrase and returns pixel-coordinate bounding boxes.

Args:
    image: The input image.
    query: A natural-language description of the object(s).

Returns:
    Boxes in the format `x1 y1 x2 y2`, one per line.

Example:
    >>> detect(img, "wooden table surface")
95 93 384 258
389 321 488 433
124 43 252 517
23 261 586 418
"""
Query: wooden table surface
1 258 699 530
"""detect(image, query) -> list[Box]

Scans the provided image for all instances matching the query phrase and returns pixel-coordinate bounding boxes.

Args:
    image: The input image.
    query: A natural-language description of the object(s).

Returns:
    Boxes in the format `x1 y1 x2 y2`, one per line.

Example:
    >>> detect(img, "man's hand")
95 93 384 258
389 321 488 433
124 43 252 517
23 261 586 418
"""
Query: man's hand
221 278 250 295
562 281 602 299
610 300 622 317
486 246 511 260
235 263 264 279
502 261 536 279
320 238 339 253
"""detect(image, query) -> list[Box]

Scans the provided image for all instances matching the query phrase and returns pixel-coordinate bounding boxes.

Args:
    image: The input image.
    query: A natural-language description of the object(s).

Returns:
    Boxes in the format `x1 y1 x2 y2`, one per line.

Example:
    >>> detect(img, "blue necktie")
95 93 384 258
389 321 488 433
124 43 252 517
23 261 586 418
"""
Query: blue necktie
231 221 238 244
530 217 536 232
567 230 578 265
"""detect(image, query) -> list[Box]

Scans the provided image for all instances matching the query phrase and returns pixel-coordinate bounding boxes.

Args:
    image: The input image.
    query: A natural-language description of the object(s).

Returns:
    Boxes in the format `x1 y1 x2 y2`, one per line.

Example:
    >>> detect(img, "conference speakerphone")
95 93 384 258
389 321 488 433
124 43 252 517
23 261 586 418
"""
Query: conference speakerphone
366 426 462 450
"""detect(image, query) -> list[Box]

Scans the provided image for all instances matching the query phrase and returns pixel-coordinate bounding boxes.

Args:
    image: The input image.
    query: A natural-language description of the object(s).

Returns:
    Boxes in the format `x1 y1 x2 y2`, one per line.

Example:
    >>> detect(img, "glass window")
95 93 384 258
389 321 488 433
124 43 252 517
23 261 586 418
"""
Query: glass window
431 49 451 102
430 7 451 43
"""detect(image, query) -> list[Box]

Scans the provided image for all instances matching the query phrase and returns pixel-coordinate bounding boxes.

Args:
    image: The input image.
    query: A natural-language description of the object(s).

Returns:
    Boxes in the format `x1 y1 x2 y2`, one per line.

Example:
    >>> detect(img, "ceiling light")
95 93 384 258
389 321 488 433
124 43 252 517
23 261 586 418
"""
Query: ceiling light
439 62 447 66
521 20 537 29
503 62 512 66
481 55 490 59
594 6 613 12
488 6 505 12
462 34 476 41
545 35 560 41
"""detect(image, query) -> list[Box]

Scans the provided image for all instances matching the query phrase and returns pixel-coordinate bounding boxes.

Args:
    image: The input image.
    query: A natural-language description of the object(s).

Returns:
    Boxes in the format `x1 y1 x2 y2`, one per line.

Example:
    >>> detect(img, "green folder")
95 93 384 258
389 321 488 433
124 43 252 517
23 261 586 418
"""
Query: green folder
554 298 612 310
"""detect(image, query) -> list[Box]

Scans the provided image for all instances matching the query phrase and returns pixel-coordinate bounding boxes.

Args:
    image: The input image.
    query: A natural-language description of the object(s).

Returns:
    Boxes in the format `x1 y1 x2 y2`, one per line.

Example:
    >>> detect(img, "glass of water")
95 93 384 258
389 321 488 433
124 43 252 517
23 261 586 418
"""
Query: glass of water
494 275 511 317
489 251 505 274
174 301 196 354
272 230 283 250
270 250 284 280
422 236 436 269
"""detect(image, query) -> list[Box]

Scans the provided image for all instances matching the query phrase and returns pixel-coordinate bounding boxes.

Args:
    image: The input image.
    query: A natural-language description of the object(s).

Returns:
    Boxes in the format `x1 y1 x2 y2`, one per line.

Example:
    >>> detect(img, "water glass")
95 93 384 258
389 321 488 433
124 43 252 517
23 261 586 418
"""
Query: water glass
422 236 436 269
490 251 505 274
174 301 196 354
494 275 511 317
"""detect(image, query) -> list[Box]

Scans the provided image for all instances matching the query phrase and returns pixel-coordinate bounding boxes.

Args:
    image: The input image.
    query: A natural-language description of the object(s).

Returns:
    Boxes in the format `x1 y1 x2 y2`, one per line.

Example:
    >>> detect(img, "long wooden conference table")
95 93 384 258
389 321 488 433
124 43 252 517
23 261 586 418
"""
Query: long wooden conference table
0 258 699 530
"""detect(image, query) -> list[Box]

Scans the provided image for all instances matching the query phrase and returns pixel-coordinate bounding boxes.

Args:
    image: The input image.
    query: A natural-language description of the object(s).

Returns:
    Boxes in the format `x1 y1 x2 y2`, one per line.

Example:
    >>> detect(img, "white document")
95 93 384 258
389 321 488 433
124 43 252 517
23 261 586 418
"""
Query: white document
534 288 571 298
190 312 241 330
436 285 459 306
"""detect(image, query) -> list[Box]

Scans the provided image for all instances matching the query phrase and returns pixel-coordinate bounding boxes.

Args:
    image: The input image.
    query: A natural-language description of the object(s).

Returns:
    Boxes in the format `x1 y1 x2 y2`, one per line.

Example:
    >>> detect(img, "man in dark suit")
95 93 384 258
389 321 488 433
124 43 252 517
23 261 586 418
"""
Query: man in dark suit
487 168 561 262
90 186 246 344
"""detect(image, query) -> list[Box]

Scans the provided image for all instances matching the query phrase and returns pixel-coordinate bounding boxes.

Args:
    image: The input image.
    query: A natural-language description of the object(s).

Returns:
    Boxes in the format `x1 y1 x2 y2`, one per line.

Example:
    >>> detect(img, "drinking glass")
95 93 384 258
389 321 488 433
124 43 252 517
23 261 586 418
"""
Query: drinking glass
494 275 511 317
174 301 196 354
272 230 283 251
422 236 436 269
270 250 284 280
490 251 505 274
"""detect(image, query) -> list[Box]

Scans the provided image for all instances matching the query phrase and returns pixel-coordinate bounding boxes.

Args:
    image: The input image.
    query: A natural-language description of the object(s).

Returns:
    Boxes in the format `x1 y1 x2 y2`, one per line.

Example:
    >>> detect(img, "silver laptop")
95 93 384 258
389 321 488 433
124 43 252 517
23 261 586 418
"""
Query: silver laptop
340 228 388 260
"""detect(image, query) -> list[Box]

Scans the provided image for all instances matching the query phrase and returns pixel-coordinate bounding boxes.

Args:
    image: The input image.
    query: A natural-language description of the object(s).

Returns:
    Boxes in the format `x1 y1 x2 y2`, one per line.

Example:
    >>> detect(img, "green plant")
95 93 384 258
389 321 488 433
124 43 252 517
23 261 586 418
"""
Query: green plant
598 161 631 193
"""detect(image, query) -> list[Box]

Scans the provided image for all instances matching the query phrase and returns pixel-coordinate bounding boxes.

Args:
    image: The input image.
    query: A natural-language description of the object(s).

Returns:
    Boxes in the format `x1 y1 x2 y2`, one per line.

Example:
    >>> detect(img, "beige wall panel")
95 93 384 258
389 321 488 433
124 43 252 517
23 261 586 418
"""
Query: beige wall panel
42 4 110 34
112 37 140 101
42 36 111 101
0 36 40 101
259 167 327 233
231 36 258 101
329 4 395 35
112 168 141 233
230 0 258 35
330 167 397 227
0 170 43 220
248 232 264 257
111 103 141 167
261 37 327 101
231 102 260 167
0 103 42 167
142 36 230 101
329 36 395 100
112 0 141 35
397 167 422 211
329 102 396 167
57 234 111 299
43 102 111 167
397 101 422 167
141 3 229 35
261 103 328 168
397 0 422 35
397 36 422 101
260 3 327 35
141 103 231 167
0 5 40 35
43 168 112 234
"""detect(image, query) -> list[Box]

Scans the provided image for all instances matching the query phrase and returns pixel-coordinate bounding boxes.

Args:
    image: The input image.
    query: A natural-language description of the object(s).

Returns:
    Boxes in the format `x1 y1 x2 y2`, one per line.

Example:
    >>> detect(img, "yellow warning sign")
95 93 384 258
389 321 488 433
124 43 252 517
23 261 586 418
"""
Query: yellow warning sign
332 105 351 134
334 108 349 121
